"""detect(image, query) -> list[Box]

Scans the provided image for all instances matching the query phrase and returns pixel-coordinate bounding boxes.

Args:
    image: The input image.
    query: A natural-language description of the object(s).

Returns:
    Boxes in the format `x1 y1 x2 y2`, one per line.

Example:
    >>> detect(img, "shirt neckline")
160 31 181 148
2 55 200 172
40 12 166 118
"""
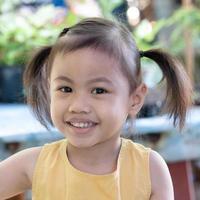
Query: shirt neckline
60 138 125 179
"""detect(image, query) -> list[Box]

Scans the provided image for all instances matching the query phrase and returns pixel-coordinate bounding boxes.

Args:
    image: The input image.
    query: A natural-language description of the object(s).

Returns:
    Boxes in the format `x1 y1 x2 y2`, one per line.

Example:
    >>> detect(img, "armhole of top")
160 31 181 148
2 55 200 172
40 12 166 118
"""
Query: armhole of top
32 143 49 197
146 148 152 198
124 139 152 198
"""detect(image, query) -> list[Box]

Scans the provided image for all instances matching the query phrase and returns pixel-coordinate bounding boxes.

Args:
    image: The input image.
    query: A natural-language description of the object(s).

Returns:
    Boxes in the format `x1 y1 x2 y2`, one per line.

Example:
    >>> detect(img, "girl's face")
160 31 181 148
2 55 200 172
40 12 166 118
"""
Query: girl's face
49 48 141 148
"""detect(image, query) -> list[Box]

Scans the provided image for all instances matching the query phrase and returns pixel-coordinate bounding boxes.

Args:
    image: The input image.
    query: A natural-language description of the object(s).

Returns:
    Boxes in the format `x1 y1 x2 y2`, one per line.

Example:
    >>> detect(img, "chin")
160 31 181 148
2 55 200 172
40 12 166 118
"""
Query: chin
68 139 96 149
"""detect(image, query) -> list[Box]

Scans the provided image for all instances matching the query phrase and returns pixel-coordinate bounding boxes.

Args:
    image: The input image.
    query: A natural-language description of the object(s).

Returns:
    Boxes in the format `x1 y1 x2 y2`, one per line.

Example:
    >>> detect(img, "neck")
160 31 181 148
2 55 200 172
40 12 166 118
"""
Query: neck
66 136 122 175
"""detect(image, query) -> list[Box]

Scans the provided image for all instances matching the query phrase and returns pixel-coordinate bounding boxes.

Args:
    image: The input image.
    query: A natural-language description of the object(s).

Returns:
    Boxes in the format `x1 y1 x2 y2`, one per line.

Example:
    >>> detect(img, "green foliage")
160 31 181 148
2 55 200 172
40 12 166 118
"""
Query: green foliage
64 10 81 27
133 7 200 55
0 5 79 66
161 7 200 54
133 20 163 51
133 6 200 90
97 0 123 20
0 0 21 14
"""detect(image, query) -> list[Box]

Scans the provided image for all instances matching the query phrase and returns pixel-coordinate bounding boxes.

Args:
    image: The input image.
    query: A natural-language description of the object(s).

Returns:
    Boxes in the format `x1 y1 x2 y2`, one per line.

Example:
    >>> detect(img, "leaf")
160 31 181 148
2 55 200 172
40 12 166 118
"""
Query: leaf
65 11 81 27
98 0 123 19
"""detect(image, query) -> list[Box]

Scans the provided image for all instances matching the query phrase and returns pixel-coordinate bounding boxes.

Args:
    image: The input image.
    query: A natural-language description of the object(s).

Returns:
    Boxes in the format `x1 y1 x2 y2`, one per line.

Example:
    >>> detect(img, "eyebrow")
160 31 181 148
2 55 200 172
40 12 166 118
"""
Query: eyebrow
53 76 114 86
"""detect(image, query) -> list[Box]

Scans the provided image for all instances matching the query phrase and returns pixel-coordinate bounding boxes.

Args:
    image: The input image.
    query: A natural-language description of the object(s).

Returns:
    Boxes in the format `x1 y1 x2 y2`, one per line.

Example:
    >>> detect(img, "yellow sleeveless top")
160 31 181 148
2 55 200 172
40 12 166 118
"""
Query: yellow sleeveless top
32 138 151 200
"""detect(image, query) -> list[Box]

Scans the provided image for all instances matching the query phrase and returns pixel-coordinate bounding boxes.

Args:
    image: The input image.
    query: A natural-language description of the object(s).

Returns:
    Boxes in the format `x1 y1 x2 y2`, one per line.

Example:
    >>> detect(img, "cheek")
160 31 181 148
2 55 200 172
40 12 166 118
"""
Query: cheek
50 102 57 126
99 97 128 121
50 96 66 125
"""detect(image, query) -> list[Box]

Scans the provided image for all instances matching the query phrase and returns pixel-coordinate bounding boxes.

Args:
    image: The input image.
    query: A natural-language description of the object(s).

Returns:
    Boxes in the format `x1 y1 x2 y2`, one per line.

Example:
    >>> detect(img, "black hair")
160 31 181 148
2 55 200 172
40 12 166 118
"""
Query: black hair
24 17 192 129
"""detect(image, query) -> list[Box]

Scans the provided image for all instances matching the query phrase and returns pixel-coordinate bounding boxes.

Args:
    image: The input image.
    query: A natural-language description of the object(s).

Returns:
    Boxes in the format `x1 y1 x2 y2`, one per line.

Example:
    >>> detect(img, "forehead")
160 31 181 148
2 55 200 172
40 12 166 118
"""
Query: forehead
51 48 127 82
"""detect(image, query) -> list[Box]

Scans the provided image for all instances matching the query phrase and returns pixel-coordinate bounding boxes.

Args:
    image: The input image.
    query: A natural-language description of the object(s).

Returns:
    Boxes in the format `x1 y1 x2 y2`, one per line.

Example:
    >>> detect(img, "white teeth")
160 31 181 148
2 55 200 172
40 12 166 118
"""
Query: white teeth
70 122 94 128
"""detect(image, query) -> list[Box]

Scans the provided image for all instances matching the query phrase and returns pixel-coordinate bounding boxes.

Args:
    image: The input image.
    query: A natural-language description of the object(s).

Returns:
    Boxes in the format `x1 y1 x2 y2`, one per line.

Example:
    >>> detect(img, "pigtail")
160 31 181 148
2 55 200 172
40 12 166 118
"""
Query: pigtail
23 46 52 129
140 49 193 129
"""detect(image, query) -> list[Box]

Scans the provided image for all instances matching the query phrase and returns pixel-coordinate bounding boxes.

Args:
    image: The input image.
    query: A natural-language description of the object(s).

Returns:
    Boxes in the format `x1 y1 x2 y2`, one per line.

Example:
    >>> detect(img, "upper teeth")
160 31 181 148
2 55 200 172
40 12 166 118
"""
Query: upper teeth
70 122 94 128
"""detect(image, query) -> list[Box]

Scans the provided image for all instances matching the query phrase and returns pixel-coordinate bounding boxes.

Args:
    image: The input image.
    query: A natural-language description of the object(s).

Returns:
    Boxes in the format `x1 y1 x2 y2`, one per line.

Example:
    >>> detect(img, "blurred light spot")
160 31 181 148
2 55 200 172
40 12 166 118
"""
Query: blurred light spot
127 6 140 26
136 20 153 38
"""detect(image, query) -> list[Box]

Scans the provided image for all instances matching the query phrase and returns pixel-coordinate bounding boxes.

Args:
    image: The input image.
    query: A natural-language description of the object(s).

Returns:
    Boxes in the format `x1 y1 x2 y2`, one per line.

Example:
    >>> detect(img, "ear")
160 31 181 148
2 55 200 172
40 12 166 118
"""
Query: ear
128 83 148 118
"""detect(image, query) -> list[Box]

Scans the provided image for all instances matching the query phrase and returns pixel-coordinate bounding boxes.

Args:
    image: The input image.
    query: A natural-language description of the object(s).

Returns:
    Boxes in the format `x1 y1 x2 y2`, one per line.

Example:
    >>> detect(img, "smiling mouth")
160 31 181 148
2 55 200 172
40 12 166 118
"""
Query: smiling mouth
66 121 98 129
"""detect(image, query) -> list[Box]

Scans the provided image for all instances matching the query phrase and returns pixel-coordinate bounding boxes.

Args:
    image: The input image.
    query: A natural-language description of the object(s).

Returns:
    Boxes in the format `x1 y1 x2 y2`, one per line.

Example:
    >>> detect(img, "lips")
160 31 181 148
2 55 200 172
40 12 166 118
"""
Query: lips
67 121 97 128
68 117 97 121
65 118 98 133
66 118 98 124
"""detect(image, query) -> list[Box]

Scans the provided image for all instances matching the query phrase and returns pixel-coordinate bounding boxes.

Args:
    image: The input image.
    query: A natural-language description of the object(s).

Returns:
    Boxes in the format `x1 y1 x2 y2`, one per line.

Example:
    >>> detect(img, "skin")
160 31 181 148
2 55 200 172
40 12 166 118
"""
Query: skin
49 49 133 173
0 48 174 199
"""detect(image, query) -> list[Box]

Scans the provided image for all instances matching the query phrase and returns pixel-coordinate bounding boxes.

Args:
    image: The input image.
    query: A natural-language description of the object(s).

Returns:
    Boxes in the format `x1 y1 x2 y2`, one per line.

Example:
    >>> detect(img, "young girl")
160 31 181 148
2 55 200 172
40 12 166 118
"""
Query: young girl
0 17 192 200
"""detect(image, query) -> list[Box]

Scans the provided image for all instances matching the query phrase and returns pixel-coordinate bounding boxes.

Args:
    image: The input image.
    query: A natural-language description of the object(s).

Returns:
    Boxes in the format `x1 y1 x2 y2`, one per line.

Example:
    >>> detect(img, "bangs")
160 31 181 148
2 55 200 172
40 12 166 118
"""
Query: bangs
48 18 140 91
52 34 122 63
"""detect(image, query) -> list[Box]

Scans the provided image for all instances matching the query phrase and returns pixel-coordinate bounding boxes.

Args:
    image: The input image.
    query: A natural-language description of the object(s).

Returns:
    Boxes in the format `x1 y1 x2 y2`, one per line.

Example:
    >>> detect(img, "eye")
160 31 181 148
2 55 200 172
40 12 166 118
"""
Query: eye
92 88 108 94
58 86 72 93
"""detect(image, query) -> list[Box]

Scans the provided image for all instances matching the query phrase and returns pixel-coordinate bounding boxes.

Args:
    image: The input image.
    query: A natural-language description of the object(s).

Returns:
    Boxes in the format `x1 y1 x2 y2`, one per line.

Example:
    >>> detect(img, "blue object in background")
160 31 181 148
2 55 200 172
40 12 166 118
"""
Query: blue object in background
52 0 66 7
0 67 24 103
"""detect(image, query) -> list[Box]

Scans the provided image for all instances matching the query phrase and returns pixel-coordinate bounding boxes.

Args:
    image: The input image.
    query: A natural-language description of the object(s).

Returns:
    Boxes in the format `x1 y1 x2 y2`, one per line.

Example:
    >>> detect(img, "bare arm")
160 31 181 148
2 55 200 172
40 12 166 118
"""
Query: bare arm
0 147 41 199
150 150 174 200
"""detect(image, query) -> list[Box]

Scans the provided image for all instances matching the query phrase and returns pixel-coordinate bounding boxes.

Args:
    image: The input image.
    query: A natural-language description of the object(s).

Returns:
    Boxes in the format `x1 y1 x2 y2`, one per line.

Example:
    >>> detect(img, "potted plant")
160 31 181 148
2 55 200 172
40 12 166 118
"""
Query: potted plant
0 4 68 103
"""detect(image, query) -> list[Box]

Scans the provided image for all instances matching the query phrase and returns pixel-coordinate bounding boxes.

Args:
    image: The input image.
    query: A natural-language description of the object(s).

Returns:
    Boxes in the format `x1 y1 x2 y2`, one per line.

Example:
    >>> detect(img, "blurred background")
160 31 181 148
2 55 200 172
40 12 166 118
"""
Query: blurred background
0 0 200 199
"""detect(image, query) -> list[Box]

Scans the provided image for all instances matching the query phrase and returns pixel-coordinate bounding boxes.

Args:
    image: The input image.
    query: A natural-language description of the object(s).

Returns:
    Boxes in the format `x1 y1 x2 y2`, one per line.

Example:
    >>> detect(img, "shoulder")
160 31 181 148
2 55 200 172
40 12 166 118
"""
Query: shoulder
20 146 43 183
0 146 42 198
149 150 174 200
9 146 43 185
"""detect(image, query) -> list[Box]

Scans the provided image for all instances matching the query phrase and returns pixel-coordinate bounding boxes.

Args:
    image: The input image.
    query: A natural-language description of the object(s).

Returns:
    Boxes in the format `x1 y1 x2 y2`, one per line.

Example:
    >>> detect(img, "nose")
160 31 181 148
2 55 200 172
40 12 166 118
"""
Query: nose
68 93 91 114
